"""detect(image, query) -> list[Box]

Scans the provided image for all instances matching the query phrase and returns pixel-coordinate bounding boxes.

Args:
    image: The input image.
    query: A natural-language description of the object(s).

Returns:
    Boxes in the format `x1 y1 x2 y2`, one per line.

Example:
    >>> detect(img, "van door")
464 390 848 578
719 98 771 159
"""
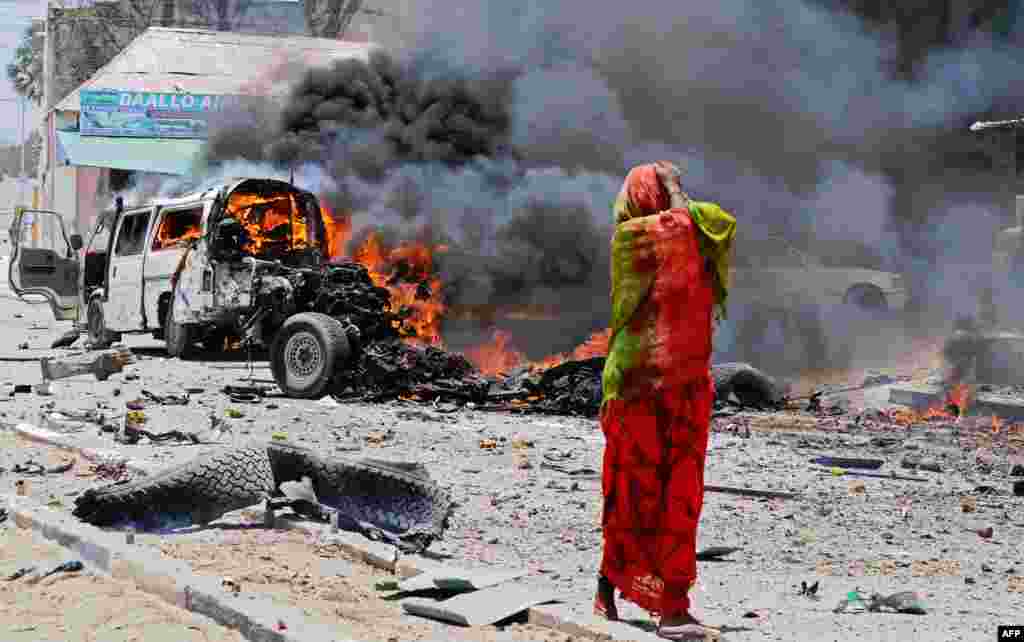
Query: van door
143 204 204 329
106 208 153 331
7 209 80 321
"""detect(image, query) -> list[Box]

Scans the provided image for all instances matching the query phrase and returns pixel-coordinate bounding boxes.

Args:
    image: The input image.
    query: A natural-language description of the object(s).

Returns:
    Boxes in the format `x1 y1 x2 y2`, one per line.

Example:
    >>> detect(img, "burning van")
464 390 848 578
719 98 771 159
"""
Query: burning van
7 178 400 398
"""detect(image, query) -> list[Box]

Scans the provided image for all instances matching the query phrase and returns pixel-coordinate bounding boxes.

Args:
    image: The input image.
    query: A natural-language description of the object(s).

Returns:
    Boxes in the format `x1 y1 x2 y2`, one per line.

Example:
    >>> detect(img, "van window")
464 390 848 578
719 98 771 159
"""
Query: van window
114 211 151 256
152 207 203 251
16 211 70 255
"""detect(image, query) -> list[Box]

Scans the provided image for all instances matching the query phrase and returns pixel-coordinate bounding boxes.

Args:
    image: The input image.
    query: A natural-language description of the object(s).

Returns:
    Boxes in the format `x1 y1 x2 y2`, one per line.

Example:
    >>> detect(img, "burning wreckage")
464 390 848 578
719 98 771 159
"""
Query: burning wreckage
16 175 776 410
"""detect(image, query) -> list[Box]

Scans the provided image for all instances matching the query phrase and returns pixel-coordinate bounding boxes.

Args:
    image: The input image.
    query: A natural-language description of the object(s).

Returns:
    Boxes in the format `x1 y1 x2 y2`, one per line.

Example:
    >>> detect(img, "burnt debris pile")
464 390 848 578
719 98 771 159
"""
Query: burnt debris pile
303 261 603 412
333 339 492 403
497 357 607 416
308 262 404 345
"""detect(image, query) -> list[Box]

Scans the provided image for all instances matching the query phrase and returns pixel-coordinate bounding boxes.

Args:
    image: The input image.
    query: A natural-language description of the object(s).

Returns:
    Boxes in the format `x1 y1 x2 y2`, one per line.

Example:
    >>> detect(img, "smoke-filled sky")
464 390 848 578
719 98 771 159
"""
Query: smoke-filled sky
193 0 1024 356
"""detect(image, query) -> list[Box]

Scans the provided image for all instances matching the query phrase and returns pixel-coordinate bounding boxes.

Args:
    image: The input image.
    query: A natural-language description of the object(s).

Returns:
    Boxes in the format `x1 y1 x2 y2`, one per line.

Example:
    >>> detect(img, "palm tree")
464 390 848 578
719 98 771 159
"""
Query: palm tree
5 26 43 105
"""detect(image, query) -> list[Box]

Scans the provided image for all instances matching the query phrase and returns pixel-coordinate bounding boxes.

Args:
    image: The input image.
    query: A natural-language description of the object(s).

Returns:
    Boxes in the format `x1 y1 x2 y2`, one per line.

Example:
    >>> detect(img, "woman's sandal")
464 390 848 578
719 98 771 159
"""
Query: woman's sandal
656 623 721 641
657 614 722 641
593 576 619 621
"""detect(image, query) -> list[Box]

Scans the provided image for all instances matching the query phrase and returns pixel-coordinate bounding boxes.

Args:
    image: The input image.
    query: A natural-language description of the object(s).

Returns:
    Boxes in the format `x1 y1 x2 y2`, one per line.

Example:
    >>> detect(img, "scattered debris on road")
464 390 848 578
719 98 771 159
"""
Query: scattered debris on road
49 329 81 350
39 347 135 383
11 458 75 476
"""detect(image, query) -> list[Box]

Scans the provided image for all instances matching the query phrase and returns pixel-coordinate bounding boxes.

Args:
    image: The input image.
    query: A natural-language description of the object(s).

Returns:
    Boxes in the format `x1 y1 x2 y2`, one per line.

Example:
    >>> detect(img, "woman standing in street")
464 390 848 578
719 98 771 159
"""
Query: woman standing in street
595 162 736 641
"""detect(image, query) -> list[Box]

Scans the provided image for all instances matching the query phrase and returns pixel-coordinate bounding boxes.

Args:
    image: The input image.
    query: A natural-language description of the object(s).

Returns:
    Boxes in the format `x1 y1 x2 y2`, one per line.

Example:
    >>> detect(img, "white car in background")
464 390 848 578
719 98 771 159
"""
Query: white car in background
721 235 906 373
732 235 906 312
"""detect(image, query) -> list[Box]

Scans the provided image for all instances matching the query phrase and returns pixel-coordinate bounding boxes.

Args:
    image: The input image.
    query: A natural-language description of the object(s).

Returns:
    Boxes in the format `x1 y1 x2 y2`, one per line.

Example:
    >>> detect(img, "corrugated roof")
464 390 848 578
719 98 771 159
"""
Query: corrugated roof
55 27 377 112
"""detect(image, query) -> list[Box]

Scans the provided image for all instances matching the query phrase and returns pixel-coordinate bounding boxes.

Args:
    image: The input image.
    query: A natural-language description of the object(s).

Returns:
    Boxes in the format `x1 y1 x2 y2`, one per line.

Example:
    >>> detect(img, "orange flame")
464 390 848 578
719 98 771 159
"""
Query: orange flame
347 230 447 345
463 328 612 376
226 192 310 255
316 194 615 370
465 330 526 376
320 202 352 261
992 414 1005 435
889 381 974 425
947 382 971 415
153 212 201 251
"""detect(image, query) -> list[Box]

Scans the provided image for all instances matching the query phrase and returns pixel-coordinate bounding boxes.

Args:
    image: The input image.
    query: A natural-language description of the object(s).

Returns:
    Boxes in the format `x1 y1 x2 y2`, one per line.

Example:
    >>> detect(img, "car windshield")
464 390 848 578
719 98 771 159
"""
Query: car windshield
223 186 323 261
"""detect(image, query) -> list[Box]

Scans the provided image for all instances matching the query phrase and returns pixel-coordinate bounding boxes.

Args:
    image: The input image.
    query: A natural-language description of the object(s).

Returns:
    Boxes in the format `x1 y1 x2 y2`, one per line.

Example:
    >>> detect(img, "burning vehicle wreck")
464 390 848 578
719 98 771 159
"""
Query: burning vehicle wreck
8 177 456 399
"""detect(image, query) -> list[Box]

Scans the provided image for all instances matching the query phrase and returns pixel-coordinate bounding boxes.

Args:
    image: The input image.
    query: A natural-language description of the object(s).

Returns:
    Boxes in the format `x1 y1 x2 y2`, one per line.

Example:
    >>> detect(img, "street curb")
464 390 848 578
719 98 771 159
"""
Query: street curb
4 421 651 641
3 494 366 642
11 422 156 476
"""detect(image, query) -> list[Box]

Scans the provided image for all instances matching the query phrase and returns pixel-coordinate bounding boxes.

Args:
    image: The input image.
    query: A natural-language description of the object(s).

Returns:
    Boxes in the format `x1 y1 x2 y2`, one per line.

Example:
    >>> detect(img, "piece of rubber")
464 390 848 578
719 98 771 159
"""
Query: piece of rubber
72 444 275 529
711 362 781 407
73 441 453 552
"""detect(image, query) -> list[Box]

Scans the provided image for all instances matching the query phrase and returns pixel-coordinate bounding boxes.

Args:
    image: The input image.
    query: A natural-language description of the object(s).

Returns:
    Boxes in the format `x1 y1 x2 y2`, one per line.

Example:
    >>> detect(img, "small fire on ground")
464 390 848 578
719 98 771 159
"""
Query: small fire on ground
320 202 610 373
888 382 972 425
888 381 1024 443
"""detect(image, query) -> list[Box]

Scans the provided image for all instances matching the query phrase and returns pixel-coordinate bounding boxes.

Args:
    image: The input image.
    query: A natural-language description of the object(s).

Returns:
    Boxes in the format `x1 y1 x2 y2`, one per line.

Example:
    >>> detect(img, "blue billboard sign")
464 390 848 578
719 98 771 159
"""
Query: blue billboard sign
78 89 243 139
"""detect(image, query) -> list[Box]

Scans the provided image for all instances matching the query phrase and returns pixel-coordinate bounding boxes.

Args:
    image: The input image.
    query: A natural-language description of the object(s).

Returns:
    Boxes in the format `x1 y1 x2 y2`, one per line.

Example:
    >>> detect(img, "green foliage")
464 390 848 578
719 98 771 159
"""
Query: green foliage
6 26 43 104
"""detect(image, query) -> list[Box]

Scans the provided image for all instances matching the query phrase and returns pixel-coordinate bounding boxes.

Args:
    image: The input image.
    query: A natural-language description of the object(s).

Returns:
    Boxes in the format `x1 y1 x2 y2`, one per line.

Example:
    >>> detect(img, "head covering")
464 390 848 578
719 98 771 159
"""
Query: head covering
611 163 736 318
614 164 670 223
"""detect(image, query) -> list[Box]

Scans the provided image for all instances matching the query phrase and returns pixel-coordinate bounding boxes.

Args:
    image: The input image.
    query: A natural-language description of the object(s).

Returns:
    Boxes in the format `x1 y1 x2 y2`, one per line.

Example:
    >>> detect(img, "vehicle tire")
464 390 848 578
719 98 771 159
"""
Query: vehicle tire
165 284 197 359
72 445 276 529
843 284 887 311
270 312 350 399
86 298 114 349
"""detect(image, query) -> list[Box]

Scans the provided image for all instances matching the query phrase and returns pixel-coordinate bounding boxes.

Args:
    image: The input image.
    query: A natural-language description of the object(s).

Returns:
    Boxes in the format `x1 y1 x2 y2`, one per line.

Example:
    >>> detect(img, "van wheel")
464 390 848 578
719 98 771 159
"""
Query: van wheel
165 285 196 359
843 284 887 312
87 298 114 349
270 313 350 399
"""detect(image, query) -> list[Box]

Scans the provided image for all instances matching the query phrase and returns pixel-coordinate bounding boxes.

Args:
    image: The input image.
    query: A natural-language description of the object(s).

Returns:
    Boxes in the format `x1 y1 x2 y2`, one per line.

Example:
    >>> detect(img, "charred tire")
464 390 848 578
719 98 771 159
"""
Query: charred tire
843 284 887 311
270 312 350 399
72 445 275 529
165 284 197 359
266 441 452 551
711 362 781 407
86 298 116 349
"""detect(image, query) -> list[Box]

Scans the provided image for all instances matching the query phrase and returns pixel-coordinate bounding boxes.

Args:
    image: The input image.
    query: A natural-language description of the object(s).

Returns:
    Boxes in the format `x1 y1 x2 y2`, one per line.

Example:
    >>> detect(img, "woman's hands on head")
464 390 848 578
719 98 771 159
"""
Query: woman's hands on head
654 161 689 209
654 161 683 194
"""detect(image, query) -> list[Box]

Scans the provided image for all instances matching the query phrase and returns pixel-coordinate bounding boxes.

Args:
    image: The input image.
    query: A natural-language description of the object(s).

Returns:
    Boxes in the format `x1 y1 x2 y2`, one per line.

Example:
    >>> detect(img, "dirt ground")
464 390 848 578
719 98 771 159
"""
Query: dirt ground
2 297 1024 641
149 526 571 642
0 525 245 642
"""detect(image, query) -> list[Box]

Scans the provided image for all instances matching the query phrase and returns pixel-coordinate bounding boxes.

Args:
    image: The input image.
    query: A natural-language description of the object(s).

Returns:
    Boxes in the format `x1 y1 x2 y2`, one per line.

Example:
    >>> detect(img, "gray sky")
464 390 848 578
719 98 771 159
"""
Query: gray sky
0 0 44 146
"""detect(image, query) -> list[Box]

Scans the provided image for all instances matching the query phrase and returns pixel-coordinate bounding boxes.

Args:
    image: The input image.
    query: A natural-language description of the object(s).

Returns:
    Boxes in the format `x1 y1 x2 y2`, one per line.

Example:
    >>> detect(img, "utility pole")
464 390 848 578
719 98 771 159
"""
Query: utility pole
0 96 28 206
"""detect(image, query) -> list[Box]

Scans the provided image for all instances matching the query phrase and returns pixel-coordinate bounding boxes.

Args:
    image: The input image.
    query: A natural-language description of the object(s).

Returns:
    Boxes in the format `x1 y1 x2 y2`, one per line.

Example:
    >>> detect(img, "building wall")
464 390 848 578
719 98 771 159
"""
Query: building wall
76 166 103 236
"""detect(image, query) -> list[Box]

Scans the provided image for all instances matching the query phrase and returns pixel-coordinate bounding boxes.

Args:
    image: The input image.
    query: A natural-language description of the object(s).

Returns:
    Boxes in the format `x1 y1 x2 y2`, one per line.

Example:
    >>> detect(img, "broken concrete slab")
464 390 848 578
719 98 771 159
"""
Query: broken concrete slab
402 583 560 626
888 385 1024 420
397 566 527 593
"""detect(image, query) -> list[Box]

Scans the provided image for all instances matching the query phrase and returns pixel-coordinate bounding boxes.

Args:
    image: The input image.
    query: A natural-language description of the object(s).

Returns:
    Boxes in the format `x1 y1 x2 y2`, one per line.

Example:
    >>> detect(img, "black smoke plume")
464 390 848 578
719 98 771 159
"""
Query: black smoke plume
198 0 1024 372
